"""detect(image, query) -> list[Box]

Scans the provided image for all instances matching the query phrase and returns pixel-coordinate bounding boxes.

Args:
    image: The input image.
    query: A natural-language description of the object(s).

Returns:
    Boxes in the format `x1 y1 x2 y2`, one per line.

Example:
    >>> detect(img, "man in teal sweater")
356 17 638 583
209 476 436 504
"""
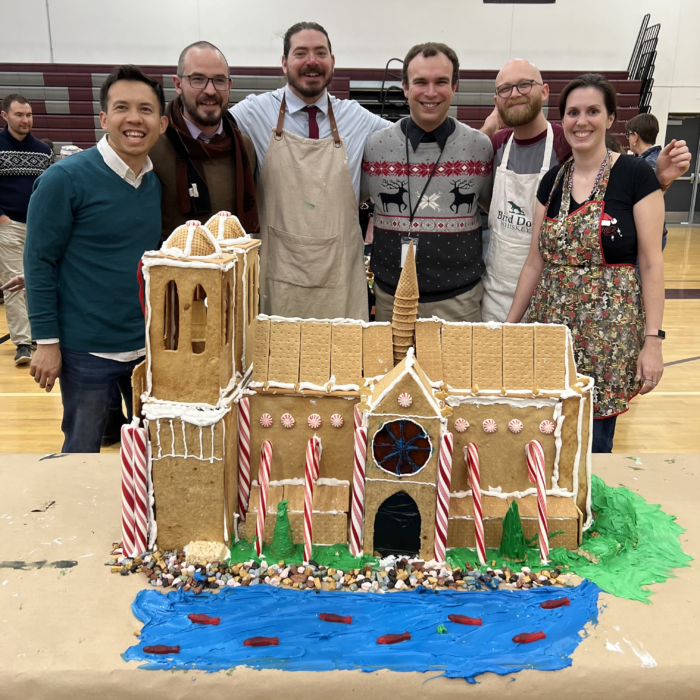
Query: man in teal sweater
24 65 168 452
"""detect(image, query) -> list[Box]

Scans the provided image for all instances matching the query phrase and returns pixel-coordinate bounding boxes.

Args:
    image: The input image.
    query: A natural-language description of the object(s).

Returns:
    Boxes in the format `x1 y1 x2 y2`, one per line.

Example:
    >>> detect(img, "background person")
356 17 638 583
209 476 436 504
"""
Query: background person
24 65 167 453
0 94 52 366
506 74 666 454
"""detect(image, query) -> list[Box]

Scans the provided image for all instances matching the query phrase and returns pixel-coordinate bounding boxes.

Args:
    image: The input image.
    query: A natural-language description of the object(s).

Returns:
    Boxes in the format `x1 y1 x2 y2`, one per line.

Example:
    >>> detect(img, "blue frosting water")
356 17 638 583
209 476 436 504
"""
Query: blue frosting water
123 581 601 682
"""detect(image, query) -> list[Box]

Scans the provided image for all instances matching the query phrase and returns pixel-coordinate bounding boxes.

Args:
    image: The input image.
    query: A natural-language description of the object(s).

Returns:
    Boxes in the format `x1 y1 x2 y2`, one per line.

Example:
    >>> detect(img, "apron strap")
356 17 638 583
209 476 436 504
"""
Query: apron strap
274 93 342 147
540 122 555 175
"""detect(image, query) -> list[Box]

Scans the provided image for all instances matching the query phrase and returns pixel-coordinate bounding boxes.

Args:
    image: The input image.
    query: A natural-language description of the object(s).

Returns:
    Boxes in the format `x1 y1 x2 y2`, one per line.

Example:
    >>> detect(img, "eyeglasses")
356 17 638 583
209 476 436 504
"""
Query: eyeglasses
179 74 232 91
495 79 542 99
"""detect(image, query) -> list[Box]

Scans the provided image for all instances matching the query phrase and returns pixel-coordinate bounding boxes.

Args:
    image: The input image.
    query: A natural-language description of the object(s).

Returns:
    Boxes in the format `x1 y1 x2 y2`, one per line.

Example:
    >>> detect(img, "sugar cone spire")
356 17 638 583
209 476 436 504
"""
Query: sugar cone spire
391 241 419 364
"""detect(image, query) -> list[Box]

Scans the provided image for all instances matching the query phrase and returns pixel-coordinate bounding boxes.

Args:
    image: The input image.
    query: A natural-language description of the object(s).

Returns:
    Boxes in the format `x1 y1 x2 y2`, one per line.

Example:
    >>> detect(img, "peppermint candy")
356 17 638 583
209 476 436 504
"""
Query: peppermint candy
307 414 322 429
539 420 555 435
482 419 498 434
398 392 413 408
281 413 295 429
259 413 273 428
453 418 470 433
330 413 344 428
508 419 523 434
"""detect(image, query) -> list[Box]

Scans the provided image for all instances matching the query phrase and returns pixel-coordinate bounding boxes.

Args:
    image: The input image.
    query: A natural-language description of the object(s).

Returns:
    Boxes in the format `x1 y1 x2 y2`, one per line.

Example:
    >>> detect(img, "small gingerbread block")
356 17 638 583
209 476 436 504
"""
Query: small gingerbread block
300 322 332 387
251 318 271 383
363 324 394 379
441 324 472 390
313 484 350 512
473 325 502 388
331 323 363 386
415 320 444 383
268 321 301 385
534 325 567 390
503 325 534 390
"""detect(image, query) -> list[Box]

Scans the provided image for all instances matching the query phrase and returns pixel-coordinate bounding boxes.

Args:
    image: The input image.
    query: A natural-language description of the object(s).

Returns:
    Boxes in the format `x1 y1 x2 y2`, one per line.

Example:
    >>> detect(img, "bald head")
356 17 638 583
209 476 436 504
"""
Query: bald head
496 59 542 88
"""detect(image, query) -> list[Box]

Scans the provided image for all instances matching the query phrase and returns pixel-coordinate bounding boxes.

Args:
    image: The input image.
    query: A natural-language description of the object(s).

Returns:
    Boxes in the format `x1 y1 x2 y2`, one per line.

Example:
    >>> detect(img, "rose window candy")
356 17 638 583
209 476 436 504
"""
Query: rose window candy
280 413 295 429
539 420 556 435
508 419 523 434
372 419 432 477
482 419 497 434
330 413 344 428
259 413 273 428
307 414 322 429
453 418 470 433
397 392 413 408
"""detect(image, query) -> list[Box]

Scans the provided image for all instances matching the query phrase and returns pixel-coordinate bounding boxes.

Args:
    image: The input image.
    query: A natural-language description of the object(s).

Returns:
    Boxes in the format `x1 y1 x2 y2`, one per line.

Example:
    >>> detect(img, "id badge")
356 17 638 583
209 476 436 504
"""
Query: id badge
401 237 418 267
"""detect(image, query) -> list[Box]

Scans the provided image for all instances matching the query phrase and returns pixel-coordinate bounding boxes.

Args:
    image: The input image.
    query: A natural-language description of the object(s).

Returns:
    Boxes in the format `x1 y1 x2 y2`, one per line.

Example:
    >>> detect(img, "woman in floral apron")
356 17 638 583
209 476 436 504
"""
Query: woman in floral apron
506 74 666 453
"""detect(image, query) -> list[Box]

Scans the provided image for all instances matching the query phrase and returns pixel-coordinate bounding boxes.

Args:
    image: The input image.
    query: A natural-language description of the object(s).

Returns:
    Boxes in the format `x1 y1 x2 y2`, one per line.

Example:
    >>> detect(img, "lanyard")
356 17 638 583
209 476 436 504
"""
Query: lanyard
405 122 445 235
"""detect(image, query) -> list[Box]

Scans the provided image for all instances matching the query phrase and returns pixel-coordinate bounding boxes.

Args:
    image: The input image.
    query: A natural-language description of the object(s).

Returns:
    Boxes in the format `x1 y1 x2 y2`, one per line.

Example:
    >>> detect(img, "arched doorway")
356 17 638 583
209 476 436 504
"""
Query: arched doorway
373 491 421 558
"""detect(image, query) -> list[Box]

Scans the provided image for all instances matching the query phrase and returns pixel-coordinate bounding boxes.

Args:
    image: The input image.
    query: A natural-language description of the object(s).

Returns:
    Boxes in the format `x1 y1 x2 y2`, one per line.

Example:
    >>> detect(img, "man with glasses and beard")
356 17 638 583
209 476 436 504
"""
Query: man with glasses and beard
150 41 259 245
230 21 391 321
479 59 690 322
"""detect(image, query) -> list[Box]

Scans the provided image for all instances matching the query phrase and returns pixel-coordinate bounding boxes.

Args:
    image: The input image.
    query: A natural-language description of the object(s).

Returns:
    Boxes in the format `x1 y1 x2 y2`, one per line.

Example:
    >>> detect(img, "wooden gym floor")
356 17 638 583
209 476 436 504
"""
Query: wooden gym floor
1 225 699 454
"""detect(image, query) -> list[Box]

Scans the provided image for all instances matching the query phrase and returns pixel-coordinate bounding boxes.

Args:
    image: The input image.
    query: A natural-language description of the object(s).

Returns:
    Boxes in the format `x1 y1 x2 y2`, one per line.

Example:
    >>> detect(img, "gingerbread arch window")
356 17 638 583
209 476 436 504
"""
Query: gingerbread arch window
372 418 432 477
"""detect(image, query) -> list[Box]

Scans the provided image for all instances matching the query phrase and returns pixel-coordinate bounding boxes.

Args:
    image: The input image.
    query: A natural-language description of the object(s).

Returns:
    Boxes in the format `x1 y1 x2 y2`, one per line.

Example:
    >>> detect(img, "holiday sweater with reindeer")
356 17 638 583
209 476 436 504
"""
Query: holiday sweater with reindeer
362 118 493 302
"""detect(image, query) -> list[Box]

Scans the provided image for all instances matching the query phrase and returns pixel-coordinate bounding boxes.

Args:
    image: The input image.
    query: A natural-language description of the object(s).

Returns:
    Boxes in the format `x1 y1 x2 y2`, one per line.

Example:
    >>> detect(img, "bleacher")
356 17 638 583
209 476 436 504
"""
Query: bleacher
0 63 640 154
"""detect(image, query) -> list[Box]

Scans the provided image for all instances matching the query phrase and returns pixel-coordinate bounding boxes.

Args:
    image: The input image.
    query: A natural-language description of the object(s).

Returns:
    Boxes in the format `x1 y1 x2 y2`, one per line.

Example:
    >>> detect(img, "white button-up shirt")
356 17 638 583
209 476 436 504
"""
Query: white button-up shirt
230 85 391 201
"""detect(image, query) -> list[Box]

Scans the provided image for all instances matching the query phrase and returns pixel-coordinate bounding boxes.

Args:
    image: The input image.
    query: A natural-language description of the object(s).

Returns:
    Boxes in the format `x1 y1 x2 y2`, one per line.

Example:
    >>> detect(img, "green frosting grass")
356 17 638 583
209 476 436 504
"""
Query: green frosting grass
230 477 691 602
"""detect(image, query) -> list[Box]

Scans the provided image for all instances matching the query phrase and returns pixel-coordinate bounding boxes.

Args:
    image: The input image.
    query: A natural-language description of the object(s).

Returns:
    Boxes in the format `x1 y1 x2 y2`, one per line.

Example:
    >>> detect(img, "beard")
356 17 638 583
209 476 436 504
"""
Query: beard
287 66 334 99
180 90 225 128
498 94 543 128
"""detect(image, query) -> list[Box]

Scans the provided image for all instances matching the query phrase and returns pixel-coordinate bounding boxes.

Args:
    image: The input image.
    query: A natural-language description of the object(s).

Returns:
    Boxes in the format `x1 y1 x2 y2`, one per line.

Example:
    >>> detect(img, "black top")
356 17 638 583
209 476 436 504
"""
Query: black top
536 155 660 265
401 116 456 152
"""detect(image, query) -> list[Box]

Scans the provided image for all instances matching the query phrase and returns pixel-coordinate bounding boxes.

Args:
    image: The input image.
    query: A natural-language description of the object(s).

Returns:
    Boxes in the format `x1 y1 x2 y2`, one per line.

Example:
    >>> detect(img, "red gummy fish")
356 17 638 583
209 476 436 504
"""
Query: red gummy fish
448 614 482 626
244 636 279 647
377 632 411 645
143 645 180 654
319 613 352 624
540 597 571 610
512 631 546 644
188 613 221 625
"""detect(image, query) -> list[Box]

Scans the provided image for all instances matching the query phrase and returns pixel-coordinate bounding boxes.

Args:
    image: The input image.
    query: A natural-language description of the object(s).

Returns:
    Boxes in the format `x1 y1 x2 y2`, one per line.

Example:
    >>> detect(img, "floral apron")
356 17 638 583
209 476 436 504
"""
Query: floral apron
526 156 644 417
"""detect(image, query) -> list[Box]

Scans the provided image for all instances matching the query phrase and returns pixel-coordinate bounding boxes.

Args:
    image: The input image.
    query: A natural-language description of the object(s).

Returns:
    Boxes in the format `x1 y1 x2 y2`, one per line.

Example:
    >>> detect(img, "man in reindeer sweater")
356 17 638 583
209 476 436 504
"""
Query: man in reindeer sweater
362 43 493 321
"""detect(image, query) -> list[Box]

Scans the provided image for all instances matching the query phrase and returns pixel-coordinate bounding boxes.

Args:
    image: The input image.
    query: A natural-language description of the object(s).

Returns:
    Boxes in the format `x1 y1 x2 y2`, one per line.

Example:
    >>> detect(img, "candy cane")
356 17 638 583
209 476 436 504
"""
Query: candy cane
527 439 549 563
354 403 363 432
237 397 251 521
254 440 273 557
349 427 368 556
434 431 454 563
464 443 486 565
131 424 149 555
303 436 322 562
120 424 136 557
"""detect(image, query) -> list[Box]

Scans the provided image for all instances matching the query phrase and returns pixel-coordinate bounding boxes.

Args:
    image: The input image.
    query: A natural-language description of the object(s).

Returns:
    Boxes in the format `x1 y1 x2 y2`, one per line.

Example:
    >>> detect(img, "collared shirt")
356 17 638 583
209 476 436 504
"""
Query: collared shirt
182 111 224 143
230 85 391 201
37 135 150 361
402 116 456 152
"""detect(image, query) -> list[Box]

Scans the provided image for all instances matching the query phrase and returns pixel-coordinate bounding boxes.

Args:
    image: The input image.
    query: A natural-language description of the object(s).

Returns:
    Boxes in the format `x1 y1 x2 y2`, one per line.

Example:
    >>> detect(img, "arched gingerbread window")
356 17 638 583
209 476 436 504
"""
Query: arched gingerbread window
372 419 432 477
163 281 179 351
191 284 207 354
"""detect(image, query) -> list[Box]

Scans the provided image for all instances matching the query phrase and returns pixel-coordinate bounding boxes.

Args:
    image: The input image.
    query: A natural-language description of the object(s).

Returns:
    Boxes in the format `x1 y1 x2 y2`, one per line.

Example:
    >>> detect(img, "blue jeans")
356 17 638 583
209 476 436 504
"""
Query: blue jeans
592 415 618 453
59 348 140 453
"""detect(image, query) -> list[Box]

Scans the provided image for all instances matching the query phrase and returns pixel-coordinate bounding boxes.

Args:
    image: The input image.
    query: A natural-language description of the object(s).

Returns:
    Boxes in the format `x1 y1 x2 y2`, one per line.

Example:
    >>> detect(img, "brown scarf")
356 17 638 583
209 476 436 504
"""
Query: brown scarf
166 96 259 233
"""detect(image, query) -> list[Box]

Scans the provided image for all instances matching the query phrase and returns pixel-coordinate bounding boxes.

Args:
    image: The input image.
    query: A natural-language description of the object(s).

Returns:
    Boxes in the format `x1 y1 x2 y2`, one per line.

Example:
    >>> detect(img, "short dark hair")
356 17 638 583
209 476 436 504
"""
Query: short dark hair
402 43 460 87
2 93 30 113
177 41 229 76
605 133 625 154
626 113 659 145
558 73 617 123
99 65 165 115
283 21 332 59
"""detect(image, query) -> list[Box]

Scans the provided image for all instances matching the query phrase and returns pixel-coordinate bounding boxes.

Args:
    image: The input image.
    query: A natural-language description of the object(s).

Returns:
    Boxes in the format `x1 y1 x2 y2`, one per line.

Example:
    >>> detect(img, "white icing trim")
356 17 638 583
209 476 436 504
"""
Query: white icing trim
142 254 235 272
256 313 390 328
316 478 350 486
141 401 230 427
266 381 296 390
366 478 436 488
143 418 157 550
446 395 558 409
582 393 594 531
552 403 564 488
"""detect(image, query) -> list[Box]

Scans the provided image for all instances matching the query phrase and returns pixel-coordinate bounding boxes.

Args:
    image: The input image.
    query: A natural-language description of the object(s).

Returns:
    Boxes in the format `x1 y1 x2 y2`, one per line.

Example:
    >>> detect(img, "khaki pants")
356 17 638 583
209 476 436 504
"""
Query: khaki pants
0 221 31 346
374 280 484 323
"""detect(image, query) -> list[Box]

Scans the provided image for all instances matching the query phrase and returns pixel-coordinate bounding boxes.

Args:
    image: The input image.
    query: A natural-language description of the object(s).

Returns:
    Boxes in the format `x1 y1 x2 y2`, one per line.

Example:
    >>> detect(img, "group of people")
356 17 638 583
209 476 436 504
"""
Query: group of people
0 21 691 454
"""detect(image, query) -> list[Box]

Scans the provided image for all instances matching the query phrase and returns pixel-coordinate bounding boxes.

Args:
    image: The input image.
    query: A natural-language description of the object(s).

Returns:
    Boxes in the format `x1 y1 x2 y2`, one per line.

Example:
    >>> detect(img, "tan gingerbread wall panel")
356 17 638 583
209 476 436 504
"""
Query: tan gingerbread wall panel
240 511 347 546
299 322 332 386
268 321 301 385
503 325 534 390
441 324 472 390
415 320 444 383
220 266 235 387
515 495 581 549
244 252 260 374
223 409 239 541
248 394 358 481
576 393 593 516
331 323 363 385
472 325 503 389
372 373 441 421
251 318 271 384
557 394 584 494
445 496 510 548
131 360 147 422
448 402 558 493
534 324 567 390
362 324 394 379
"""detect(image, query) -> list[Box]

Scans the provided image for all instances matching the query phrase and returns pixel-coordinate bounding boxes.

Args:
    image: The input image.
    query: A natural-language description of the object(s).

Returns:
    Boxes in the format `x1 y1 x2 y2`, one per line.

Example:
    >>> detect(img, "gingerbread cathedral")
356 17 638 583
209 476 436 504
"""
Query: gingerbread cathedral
127 214 594 563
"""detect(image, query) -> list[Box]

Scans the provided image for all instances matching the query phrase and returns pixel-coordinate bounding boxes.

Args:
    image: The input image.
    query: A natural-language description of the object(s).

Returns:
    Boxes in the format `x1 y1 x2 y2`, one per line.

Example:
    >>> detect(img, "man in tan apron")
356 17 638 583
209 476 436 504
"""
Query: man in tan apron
230 22 391 321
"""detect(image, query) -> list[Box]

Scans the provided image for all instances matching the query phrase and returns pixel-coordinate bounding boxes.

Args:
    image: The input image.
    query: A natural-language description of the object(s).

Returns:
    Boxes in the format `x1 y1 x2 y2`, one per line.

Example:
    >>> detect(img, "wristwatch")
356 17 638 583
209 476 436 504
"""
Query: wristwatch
646 330 666 340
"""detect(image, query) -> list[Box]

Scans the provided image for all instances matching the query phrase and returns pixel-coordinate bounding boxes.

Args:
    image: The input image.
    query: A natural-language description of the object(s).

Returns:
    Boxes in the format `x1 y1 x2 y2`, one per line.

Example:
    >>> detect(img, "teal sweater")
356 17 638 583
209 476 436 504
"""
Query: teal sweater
24 146 161 352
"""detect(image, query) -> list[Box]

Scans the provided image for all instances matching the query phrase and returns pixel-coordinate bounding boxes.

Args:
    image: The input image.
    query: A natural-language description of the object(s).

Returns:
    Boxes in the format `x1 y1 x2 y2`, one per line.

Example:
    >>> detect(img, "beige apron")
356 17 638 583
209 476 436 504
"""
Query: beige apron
481 123 554 322
256 95 368 321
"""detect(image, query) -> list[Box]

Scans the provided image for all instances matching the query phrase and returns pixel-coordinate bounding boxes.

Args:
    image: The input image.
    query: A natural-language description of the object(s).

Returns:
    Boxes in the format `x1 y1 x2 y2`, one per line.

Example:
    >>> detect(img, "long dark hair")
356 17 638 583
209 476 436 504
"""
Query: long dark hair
558 73 617 122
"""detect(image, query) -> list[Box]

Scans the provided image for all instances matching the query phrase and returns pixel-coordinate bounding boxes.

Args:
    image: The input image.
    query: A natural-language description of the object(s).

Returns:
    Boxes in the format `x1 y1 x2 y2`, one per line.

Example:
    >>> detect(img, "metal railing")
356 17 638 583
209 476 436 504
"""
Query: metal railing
628 14 660 114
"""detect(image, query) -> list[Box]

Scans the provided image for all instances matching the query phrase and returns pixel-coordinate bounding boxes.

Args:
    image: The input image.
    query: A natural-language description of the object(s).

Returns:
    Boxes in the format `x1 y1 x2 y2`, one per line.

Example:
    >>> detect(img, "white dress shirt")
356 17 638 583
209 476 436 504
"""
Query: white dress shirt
230 85 391 201
37 135 152 362
182 112 224 143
